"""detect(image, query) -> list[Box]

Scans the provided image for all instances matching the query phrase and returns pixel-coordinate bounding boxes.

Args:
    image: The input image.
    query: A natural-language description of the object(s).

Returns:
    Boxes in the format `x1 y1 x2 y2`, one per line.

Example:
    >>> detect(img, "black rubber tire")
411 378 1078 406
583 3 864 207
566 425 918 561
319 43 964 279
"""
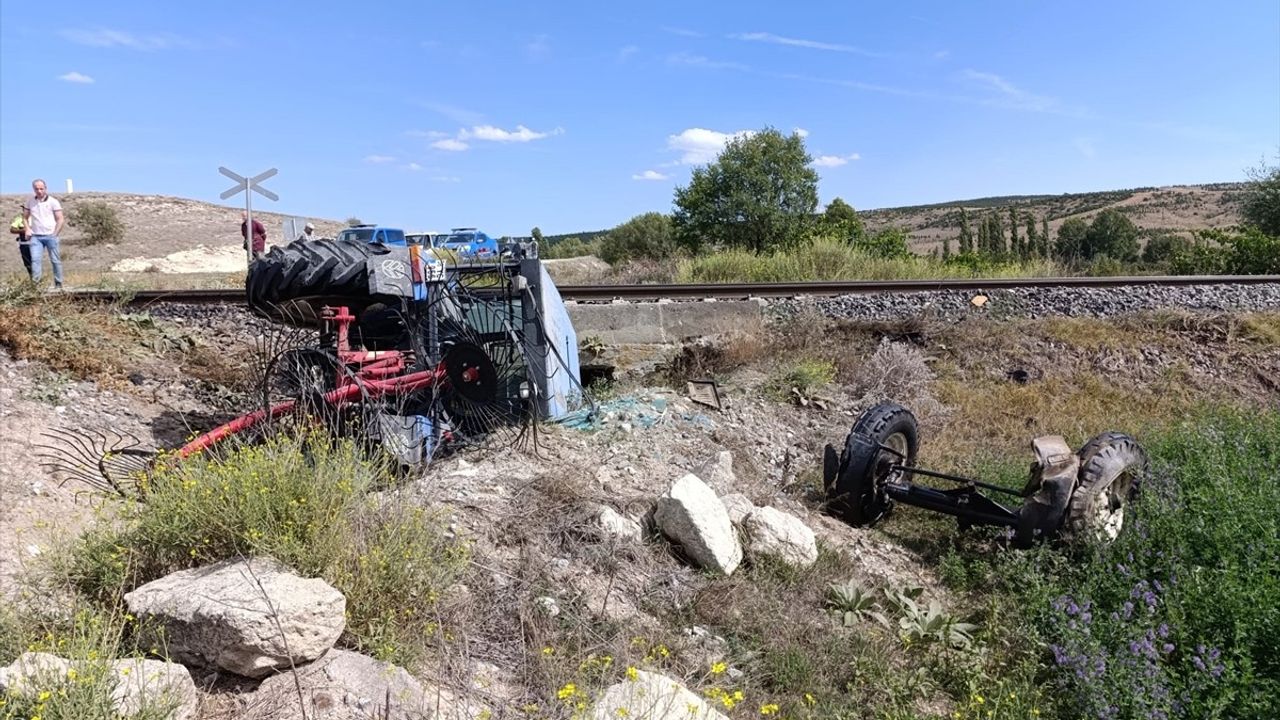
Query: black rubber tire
1064 432 1147 544
826 402 919 526
246 239 396 323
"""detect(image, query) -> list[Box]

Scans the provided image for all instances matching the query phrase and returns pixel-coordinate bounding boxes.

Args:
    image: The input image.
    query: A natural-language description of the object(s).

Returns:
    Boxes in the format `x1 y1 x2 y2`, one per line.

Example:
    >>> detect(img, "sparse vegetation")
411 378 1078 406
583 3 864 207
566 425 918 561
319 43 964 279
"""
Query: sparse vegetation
66 432 467 664
70 201 125 246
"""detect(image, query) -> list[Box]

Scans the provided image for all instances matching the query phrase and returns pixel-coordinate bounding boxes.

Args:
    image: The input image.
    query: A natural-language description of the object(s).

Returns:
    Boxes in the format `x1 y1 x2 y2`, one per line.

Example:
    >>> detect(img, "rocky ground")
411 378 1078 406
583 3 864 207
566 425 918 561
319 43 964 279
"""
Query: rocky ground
2 291 1278 718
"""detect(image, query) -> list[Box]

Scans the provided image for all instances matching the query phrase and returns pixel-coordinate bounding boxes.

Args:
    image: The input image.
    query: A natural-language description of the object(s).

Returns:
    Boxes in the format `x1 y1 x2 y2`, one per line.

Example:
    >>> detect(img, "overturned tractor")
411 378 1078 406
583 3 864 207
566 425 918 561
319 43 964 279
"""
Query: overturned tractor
824 403 1148 546
43 239 587 493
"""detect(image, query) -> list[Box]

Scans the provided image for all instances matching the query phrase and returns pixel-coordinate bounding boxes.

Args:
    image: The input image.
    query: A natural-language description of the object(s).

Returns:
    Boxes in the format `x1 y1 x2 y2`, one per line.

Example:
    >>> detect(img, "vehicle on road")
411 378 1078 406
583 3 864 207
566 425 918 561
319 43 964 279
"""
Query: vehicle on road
439 228 500 259
336 224 407 246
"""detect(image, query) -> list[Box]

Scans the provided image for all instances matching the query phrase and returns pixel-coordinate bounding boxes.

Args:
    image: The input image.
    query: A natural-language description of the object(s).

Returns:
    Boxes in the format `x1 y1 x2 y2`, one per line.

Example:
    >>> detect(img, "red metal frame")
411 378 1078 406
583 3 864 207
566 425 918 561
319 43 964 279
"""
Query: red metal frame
176 306 475 458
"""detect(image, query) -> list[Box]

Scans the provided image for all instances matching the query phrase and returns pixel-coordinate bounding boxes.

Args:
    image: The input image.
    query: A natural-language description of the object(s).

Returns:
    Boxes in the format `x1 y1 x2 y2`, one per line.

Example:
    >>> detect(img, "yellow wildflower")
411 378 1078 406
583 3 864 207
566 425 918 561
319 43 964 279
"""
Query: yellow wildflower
760 703 780 715
710 661 727 675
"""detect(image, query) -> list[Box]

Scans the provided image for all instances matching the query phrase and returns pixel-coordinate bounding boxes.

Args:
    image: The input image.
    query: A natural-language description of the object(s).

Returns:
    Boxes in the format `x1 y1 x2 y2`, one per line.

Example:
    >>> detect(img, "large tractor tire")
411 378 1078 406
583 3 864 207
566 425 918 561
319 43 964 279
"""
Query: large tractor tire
1064 432 1147 544
246 239 396 324
825 402 919 526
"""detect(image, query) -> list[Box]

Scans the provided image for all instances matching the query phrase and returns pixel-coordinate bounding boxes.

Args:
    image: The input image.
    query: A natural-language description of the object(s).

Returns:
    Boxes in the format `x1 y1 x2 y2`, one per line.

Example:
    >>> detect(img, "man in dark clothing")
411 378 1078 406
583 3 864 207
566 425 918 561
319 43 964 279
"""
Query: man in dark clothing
241 210 267 259
9 200 32 277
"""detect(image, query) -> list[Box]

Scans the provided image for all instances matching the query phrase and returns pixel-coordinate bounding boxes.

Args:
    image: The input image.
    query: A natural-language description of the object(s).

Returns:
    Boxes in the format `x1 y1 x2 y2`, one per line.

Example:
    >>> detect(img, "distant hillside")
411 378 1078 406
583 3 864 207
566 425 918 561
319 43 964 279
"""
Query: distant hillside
861 183 1247 253
0 191 345 276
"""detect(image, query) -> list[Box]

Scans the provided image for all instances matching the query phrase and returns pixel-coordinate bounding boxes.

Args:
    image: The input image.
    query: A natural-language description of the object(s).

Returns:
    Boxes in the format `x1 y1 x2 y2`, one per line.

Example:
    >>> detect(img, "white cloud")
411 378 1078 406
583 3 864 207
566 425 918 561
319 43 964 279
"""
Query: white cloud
1074 137 1097 159
364 154 396 164
666 52 749 71
811 153 861 168
961 69 1058 112
662 26 703 38
58 71 94 84
60 28 192 50
793 127 809 138
632 170 669 181
732 32 886 58
667 127 754 165
406 129 450 139
618 45 639 62
459 125 563 143
429 175 462 183
405 162 423 171
431 138 470 151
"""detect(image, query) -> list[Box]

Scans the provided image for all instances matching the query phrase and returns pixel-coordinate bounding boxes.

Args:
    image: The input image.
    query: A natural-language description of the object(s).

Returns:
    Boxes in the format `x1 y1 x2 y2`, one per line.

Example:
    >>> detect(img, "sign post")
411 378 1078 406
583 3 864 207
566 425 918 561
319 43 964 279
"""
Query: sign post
219 166 279 265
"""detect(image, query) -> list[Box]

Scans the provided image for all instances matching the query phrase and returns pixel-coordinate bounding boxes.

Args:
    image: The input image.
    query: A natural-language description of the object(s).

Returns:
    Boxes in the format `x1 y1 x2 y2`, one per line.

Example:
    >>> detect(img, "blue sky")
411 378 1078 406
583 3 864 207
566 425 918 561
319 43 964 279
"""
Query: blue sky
2 1 1277 236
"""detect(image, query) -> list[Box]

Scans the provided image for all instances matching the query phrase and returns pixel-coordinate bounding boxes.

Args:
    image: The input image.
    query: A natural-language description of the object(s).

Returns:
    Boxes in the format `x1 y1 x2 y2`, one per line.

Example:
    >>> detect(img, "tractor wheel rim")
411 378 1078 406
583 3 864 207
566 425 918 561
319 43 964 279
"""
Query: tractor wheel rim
876 432 909 482
1089 471 1133 541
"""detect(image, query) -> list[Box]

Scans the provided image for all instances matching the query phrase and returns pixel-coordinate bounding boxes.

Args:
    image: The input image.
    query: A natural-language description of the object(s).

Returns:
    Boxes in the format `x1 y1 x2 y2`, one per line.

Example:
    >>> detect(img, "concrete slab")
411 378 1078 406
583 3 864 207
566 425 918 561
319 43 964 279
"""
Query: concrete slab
568 299 765 345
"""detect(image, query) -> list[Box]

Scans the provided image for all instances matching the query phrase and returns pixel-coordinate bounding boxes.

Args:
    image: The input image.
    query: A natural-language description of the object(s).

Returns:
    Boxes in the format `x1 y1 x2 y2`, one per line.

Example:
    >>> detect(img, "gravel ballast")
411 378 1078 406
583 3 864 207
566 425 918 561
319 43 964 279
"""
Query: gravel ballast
770 283 1280 323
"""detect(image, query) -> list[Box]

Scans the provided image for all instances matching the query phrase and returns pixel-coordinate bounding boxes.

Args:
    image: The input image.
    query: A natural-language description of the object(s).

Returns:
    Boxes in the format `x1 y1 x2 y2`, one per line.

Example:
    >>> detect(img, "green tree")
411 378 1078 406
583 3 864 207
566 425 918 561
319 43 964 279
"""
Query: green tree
1023 213 1038 261
1241 157 1280 236
531 227 544 244
1141 231 1191 266
819 197 864 241
345 216 363 227
1008 206 1021 258
941 233 952 260
1084 209 1140 261
1041 216 1051 258
1055 217 1090 262
958 207 973 255
673 127 818 254
598 212 676 265
856 227 911 259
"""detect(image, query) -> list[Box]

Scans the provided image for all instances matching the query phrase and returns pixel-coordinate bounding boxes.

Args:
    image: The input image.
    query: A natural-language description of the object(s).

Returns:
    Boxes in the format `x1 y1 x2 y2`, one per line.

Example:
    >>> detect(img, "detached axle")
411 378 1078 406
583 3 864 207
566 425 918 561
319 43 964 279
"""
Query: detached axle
823 403 1148 546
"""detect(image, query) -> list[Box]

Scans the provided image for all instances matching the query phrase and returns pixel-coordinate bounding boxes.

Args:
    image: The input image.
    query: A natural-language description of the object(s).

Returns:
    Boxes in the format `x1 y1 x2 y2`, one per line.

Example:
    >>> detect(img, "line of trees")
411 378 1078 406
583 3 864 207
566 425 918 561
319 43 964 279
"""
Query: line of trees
536 127 1278 276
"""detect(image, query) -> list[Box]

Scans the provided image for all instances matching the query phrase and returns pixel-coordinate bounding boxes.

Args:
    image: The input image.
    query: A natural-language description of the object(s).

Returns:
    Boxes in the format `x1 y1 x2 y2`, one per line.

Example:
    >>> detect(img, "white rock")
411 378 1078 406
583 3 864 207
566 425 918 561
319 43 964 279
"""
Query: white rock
654 474 742 575
719 494 755 525
0 652 197 720
245 649 487 720
590 669 728 720
535 595 561 617
697 451 736 491
124 557 346 678
743 507 819 568
592 505 643 544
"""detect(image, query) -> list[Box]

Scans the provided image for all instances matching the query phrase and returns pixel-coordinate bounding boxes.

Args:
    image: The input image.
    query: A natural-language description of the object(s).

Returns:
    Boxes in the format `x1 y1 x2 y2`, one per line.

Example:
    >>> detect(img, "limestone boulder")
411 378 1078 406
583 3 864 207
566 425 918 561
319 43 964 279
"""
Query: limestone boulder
124 557 345 678
0 652 197 720
654 474 741 574
743 507 819 568
590 669 728 720
246 649 488 720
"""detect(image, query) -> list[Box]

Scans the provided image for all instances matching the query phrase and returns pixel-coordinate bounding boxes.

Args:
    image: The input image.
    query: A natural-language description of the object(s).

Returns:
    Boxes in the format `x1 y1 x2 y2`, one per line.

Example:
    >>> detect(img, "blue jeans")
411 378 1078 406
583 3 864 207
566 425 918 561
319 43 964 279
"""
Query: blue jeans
28 234 63 287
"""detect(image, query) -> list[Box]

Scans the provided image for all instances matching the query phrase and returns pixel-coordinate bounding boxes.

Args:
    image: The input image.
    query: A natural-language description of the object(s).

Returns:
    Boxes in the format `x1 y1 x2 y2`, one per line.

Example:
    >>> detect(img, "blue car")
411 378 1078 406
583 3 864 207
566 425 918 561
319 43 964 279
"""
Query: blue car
439 227 499 259
335 224 407 246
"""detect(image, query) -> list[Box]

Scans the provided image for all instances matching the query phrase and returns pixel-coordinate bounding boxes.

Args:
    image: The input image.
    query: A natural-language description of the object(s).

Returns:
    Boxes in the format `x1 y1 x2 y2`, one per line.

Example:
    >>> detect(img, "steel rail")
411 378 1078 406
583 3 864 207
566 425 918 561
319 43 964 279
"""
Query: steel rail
62 274 1280 306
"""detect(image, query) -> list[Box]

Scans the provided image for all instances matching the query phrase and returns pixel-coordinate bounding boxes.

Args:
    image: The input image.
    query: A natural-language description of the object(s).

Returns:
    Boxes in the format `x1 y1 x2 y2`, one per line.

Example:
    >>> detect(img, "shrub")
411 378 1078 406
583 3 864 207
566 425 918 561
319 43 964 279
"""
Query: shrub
541 236 601 259
345 216 363 227
598 212 676 265
68 432 468 664
71 202 125 245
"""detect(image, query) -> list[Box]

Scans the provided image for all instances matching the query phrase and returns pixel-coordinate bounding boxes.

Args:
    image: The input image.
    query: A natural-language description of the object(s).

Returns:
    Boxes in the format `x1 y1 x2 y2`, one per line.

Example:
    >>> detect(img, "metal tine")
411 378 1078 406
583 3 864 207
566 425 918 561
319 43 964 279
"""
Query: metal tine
34 429 156 499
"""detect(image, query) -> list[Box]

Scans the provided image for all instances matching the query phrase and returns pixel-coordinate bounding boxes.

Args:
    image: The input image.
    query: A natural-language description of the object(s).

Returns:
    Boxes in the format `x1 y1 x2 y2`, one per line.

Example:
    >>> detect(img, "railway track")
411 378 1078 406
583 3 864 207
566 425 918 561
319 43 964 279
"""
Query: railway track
64 274 1280 306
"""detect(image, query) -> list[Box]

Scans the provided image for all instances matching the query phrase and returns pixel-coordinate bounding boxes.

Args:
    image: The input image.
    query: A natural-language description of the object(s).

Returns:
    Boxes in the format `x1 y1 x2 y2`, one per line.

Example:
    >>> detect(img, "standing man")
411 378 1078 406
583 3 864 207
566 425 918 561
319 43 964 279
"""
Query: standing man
241 210 267 259
23 179 65 289
297 222 316 242
9 200 32 277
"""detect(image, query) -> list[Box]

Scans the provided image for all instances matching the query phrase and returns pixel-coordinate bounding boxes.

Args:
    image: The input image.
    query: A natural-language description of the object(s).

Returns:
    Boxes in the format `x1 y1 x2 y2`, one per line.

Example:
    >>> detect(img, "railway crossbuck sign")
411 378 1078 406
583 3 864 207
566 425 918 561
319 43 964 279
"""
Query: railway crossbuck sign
219 166 278 265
